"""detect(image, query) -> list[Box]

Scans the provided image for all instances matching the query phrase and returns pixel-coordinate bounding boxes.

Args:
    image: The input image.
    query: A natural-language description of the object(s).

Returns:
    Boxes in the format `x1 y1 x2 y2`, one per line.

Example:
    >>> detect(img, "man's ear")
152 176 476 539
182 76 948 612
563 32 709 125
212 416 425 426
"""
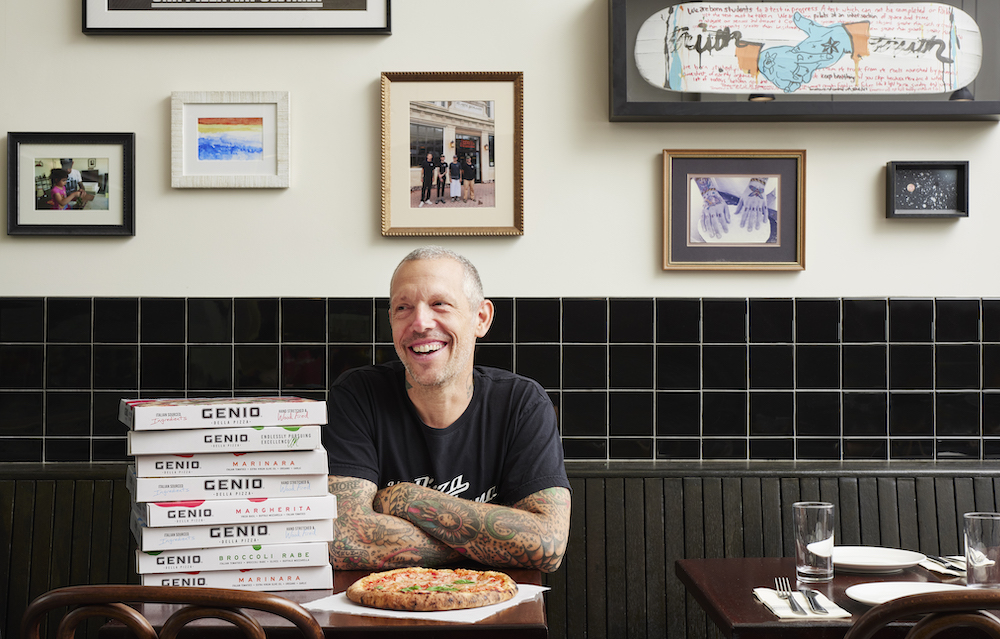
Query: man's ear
474 299 495 338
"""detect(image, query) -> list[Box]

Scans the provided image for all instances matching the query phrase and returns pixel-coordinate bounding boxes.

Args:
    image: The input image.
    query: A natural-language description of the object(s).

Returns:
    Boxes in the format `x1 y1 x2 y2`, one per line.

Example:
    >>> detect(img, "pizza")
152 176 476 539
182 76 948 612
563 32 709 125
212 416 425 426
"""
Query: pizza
345 567 518 611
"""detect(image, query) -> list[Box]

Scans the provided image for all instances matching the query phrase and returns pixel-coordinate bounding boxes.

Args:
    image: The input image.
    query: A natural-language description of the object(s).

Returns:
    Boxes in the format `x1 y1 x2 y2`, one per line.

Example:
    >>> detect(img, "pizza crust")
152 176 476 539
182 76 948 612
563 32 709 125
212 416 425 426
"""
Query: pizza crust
346 567 518 611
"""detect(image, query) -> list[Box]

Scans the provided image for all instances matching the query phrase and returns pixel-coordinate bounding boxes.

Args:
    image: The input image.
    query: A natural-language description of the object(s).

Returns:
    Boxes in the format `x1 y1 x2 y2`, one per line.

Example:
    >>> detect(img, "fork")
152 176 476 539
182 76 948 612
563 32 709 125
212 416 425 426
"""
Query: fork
774 577 807 615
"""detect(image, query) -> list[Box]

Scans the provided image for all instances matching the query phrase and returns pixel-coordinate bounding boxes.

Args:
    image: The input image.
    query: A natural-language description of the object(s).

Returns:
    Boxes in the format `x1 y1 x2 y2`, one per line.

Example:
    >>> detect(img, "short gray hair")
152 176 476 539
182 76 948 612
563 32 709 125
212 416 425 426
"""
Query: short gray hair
391 246 484 307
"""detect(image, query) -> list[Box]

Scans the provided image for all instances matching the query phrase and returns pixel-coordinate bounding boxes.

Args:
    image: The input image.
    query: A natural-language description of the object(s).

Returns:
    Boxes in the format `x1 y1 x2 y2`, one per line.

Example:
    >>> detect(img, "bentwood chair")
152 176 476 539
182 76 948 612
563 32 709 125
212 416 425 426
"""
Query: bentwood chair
843 589 1000 639
20 585 324 639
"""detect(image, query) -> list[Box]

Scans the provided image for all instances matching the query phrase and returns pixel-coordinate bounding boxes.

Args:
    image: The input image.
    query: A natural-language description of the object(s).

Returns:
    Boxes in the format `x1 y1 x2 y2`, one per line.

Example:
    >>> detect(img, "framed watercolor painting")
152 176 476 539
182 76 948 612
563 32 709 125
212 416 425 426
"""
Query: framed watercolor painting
171 91 289 189
7 132 135 236
663 149 805 270
381 71 524 236
886 161 969 218
84 0 390 35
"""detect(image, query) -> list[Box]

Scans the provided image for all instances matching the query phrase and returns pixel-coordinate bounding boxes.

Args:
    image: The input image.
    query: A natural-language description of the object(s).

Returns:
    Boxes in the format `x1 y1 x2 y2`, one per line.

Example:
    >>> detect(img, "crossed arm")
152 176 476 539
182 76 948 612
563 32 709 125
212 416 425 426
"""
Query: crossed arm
327 475 571 573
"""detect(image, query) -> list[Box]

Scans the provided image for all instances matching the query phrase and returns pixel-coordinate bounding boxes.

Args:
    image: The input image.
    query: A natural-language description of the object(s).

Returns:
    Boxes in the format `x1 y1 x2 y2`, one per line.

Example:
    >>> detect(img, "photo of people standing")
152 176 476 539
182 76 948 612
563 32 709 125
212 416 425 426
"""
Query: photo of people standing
409 100 495 209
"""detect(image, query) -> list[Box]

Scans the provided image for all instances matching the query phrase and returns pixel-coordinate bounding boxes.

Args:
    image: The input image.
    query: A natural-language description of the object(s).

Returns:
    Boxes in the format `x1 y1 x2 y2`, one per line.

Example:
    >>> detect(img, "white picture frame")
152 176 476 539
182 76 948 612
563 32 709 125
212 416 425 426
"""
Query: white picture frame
171 91 290 189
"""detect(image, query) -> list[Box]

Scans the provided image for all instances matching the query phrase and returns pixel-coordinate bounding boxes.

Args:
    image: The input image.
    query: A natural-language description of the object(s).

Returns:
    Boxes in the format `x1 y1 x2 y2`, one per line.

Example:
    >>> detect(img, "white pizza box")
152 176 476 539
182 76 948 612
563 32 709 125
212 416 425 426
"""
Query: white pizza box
133 448 329 478
132 494 337 528
130 512 335 551
127 425 322 455
141 565 333 591
119 396 327 431
126 466 328 502
135 541 329 574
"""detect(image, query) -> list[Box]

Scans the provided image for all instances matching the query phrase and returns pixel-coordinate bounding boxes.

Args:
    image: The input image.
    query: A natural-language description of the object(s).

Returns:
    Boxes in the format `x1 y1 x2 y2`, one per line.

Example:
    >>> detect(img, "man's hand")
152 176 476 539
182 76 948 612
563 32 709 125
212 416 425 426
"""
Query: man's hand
374 482 571 573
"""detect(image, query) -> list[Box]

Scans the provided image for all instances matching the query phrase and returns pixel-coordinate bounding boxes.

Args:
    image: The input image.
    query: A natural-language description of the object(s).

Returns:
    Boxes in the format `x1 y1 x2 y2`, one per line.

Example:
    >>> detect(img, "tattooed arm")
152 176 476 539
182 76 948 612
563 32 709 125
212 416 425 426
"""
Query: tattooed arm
372 482 571 573
327 475 463 570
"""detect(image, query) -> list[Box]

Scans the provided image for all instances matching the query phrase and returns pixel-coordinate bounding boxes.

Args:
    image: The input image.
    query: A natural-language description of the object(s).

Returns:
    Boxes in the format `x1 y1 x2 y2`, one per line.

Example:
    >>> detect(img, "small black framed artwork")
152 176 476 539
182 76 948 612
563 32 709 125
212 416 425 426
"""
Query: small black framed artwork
7 132 135 236
663 149 806 270
886 161 969 218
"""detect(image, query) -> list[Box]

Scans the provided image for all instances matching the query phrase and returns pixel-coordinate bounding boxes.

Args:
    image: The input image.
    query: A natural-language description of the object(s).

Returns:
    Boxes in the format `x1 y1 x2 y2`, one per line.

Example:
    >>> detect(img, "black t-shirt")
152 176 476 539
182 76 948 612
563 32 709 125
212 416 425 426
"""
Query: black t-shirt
461 162 477 181
421 158 436 183
325 362 569 506
449 161 462 179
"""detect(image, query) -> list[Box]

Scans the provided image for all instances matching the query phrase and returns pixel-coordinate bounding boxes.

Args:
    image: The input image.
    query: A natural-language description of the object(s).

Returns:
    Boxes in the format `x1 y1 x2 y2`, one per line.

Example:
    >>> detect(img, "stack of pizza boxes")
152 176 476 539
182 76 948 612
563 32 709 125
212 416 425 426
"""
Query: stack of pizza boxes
123 396 336 591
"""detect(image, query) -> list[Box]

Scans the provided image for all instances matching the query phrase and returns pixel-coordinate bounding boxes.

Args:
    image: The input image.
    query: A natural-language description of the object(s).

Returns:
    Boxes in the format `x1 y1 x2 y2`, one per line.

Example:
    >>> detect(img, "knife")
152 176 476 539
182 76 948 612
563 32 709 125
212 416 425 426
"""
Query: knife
925 555 966 572
798 588 828 614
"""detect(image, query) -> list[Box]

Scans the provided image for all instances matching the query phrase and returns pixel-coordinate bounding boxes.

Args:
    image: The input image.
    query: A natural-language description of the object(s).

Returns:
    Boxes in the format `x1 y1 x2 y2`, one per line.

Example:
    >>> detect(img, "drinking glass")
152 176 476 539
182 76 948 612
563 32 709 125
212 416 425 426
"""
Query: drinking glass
793 501 835 583
965 512 1000 588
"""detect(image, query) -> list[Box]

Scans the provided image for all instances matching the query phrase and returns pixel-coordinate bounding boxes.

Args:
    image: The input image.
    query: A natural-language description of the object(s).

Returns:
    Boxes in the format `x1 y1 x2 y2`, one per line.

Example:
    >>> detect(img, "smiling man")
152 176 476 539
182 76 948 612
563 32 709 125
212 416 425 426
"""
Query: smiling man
325 246 571 573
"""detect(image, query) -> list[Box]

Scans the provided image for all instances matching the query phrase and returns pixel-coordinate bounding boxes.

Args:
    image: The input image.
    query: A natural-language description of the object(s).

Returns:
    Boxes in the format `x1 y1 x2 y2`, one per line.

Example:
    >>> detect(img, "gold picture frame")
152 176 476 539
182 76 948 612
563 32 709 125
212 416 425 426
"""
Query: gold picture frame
663 149 806 270
381 72 524 236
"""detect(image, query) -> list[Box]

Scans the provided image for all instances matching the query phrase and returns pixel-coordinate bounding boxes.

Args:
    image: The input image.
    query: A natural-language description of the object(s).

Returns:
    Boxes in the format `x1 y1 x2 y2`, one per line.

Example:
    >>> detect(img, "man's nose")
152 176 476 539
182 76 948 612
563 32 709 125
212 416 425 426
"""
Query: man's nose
410 304 435 330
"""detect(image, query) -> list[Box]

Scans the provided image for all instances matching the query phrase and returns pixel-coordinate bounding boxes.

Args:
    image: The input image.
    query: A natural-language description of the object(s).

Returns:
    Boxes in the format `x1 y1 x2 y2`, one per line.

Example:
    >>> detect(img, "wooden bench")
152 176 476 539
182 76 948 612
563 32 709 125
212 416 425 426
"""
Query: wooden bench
4 462 999 639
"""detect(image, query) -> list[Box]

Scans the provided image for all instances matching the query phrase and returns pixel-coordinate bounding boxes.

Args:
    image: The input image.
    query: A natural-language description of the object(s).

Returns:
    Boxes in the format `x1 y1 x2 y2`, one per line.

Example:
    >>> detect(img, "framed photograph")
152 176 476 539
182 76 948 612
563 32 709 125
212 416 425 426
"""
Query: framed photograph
171 91 289 189
610 0 1000 122
83 0 390 35
7 132 135 237
381 71 523 237
663 149 805 270
886 161 969 218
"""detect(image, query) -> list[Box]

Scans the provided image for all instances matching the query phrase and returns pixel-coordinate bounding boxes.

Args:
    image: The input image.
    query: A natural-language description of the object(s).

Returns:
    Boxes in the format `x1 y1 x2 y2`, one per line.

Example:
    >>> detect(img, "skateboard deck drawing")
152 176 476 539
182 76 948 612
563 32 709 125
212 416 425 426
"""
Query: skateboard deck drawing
635 3 981 95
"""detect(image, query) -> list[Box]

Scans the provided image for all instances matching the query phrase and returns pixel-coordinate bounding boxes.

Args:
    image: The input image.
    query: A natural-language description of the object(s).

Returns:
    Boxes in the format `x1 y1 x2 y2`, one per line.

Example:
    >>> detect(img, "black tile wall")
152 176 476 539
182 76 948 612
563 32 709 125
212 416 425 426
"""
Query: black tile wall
3 297 1000 464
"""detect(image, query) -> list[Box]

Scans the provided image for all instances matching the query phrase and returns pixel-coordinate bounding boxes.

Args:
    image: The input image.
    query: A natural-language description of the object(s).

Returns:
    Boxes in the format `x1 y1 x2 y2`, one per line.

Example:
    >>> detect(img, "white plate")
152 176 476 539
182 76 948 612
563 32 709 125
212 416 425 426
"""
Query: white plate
845 582 966 606
832 546 927 573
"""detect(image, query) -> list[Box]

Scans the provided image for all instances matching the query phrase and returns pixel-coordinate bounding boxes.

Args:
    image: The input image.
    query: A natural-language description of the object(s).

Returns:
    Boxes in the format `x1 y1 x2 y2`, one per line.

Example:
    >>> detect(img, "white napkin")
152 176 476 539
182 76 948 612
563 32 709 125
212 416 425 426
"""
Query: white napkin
920 555 967 578
302 584 548 623
753 588 851 619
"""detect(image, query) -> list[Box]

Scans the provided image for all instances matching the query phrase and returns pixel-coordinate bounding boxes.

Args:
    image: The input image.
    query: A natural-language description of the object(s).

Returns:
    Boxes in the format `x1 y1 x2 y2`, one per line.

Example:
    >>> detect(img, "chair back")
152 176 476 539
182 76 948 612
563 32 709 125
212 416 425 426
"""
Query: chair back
843 589 1000 639
20 585 324 639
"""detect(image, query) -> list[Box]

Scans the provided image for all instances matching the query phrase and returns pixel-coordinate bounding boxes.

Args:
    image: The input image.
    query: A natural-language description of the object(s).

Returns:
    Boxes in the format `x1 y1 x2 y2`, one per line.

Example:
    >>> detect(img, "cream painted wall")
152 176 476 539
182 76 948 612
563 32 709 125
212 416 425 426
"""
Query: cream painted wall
1 0 997 298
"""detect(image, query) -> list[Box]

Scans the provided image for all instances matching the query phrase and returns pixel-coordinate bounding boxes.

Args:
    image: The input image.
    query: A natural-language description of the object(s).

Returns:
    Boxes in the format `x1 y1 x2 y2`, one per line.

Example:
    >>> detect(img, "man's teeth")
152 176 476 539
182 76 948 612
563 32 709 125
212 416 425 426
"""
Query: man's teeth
412 343 443 354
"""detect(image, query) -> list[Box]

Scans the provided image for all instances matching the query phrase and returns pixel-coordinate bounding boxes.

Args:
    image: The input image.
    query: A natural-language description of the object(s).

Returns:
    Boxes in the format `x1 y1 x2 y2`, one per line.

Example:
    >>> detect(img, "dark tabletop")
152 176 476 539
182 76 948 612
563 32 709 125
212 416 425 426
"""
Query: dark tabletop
675 556 969 639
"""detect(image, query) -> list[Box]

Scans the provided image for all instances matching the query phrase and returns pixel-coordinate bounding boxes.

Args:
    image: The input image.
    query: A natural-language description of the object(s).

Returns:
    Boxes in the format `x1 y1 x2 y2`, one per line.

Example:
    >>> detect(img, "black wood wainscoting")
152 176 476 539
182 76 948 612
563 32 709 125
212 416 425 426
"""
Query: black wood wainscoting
4 462 1000 639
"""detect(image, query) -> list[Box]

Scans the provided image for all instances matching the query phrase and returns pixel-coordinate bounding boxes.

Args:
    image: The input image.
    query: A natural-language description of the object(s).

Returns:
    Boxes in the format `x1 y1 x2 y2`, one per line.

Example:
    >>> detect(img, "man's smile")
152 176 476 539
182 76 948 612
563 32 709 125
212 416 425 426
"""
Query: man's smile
410 341 445 354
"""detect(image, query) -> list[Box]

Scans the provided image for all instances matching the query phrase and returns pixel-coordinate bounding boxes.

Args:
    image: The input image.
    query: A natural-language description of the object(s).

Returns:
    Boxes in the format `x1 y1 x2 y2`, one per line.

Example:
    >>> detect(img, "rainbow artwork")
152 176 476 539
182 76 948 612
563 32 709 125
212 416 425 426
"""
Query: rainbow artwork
197 117 264 161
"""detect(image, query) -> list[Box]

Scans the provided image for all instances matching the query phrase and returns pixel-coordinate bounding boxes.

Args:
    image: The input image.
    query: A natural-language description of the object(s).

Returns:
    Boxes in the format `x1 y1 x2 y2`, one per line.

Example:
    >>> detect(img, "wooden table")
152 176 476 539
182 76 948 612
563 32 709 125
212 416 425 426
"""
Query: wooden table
99 568 547 638
675 557 969 639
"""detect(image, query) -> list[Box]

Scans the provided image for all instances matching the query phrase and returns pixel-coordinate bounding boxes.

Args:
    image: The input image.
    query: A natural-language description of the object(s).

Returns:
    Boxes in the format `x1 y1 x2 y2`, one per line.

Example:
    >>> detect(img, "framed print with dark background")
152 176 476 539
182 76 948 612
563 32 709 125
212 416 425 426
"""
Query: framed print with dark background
610 0 1000 121
171 91 290 189
886 161 969 218
7 132 135 237
381 71 523 236
663 149 805 270
84 0 390 35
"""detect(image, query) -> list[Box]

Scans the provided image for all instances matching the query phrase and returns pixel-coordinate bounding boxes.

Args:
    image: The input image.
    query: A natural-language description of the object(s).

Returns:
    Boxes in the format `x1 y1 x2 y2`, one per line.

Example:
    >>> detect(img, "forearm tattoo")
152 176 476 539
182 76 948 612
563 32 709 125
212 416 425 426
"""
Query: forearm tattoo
377 483 572 573
327 476 461 570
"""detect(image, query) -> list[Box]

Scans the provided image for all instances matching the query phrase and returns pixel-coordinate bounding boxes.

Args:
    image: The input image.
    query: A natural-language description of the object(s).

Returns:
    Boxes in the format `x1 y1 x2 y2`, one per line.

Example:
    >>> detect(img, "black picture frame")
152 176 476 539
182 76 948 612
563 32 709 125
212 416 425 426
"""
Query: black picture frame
886 161 969 218
663 149 805 270
610 0 1000 122
83 0 390 35
7 132 136 237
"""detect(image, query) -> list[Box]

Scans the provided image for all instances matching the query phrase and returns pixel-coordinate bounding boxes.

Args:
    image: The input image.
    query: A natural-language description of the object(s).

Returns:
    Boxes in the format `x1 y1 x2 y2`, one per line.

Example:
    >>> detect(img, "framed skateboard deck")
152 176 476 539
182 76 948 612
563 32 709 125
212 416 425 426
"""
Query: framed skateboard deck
636 3 981 95
609 0 1000 121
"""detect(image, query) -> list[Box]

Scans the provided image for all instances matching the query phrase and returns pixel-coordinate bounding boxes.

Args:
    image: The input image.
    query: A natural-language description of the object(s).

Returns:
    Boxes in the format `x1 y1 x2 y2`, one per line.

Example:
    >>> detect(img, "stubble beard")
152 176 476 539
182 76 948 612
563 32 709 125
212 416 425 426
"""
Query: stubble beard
399 336 475 390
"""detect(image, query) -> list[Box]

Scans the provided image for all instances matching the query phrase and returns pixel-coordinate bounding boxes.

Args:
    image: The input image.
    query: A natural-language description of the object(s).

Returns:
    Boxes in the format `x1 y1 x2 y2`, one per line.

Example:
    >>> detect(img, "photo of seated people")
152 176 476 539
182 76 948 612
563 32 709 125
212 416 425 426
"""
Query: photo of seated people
34 158 110 211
